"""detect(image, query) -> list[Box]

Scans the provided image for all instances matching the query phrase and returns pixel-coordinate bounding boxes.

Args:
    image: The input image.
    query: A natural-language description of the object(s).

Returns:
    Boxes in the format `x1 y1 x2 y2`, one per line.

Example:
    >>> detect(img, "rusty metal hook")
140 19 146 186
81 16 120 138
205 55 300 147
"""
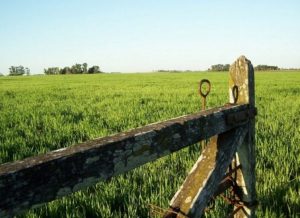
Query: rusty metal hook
199 79 211 151
199 79 211 110
232 85 238 104
199 79 211 98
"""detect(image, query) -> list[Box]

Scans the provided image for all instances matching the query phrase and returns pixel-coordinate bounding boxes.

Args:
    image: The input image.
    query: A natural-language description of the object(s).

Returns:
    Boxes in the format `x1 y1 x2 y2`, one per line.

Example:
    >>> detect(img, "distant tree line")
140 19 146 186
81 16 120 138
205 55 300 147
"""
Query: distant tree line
209 64 230 71
8 66 30 76
44 63 102 75
1 63 102 76
2 63 299 77
254 65 279 71
158 70 182 73
208 64 281 71
157 70 194 73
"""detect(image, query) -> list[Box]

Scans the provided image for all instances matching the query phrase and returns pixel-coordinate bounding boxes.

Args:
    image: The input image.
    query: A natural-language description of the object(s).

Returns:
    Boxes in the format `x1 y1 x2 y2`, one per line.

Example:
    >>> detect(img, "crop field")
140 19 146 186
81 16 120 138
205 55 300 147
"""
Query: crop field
0 71 299 218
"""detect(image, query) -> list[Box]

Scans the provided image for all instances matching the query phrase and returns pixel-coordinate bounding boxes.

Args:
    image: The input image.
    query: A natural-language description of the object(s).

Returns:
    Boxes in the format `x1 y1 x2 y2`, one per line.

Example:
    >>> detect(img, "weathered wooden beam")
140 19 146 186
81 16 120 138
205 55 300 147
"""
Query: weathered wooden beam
0 104 251 217
229 56 256 218
163 126 248 218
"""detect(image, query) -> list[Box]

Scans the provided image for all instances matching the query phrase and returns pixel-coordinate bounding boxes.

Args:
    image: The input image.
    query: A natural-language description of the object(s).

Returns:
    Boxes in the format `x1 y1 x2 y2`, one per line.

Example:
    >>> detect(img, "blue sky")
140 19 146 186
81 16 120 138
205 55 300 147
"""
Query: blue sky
0 0 299 74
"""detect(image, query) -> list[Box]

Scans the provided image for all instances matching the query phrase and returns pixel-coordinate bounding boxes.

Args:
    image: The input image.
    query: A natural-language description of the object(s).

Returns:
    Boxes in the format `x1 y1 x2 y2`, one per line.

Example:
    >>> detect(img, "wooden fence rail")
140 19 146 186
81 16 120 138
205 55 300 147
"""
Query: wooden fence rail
0 56 256 218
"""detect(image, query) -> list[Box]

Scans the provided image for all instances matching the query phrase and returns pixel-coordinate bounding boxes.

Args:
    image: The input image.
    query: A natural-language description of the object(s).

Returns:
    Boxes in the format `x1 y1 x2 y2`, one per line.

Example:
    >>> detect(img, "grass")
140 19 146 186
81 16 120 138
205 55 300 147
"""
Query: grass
0 71 299 217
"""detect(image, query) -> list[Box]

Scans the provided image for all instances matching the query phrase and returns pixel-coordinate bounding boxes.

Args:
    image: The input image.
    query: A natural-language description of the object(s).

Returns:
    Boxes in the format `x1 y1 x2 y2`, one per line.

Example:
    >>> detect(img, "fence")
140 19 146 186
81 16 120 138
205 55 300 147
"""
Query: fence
0 56 257 218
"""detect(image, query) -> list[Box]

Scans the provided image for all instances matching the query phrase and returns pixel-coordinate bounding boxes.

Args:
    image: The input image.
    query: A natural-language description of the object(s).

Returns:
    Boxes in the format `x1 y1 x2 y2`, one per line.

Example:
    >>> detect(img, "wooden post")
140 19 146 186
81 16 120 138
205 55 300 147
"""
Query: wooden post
164 126 248 218
0 56 257 218
229 56 256 217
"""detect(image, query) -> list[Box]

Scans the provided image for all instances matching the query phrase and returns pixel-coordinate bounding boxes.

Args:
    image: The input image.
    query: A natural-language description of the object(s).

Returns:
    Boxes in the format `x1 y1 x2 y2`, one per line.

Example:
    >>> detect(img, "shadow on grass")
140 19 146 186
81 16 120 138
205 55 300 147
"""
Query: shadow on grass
259 182 300 217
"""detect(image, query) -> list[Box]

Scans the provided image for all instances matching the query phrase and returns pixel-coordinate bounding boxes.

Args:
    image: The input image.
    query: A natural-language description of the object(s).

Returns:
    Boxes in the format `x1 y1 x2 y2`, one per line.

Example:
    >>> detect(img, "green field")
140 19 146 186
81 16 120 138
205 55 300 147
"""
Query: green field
0 71 299 217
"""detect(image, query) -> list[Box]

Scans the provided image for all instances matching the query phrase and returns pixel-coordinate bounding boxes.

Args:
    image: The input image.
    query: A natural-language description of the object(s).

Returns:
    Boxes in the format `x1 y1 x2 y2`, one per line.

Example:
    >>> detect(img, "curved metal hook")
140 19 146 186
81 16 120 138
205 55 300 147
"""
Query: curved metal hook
199 79 211 98
232 85 239 104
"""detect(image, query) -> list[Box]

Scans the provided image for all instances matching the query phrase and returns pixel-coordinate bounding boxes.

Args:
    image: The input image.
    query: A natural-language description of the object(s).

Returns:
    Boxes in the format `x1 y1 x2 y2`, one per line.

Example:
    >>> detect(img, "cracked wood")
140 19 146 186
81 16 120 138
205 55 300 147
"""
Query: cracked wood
164 126 248 218
0 104 250 218
230 56 256 218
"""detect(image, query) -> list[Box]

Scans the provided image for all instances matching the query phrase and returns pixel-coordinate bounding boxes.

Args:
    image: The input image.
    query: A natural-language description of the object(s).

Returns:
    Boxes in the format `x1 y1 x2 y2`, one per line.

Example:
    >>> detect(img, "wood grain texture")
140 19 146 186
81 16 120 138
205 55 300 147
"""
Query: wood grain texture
164 126 248 218
0 104 250 218
229 56 256 218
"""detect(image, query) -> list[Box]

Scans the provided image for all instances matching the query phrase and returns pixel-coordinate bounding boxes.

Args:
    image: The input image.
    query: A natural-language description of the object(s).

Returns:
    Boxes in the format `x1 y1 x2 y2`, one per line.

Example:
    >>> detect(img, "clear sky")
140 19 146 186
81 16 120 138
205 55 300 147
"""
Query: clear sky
0 0 299 74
